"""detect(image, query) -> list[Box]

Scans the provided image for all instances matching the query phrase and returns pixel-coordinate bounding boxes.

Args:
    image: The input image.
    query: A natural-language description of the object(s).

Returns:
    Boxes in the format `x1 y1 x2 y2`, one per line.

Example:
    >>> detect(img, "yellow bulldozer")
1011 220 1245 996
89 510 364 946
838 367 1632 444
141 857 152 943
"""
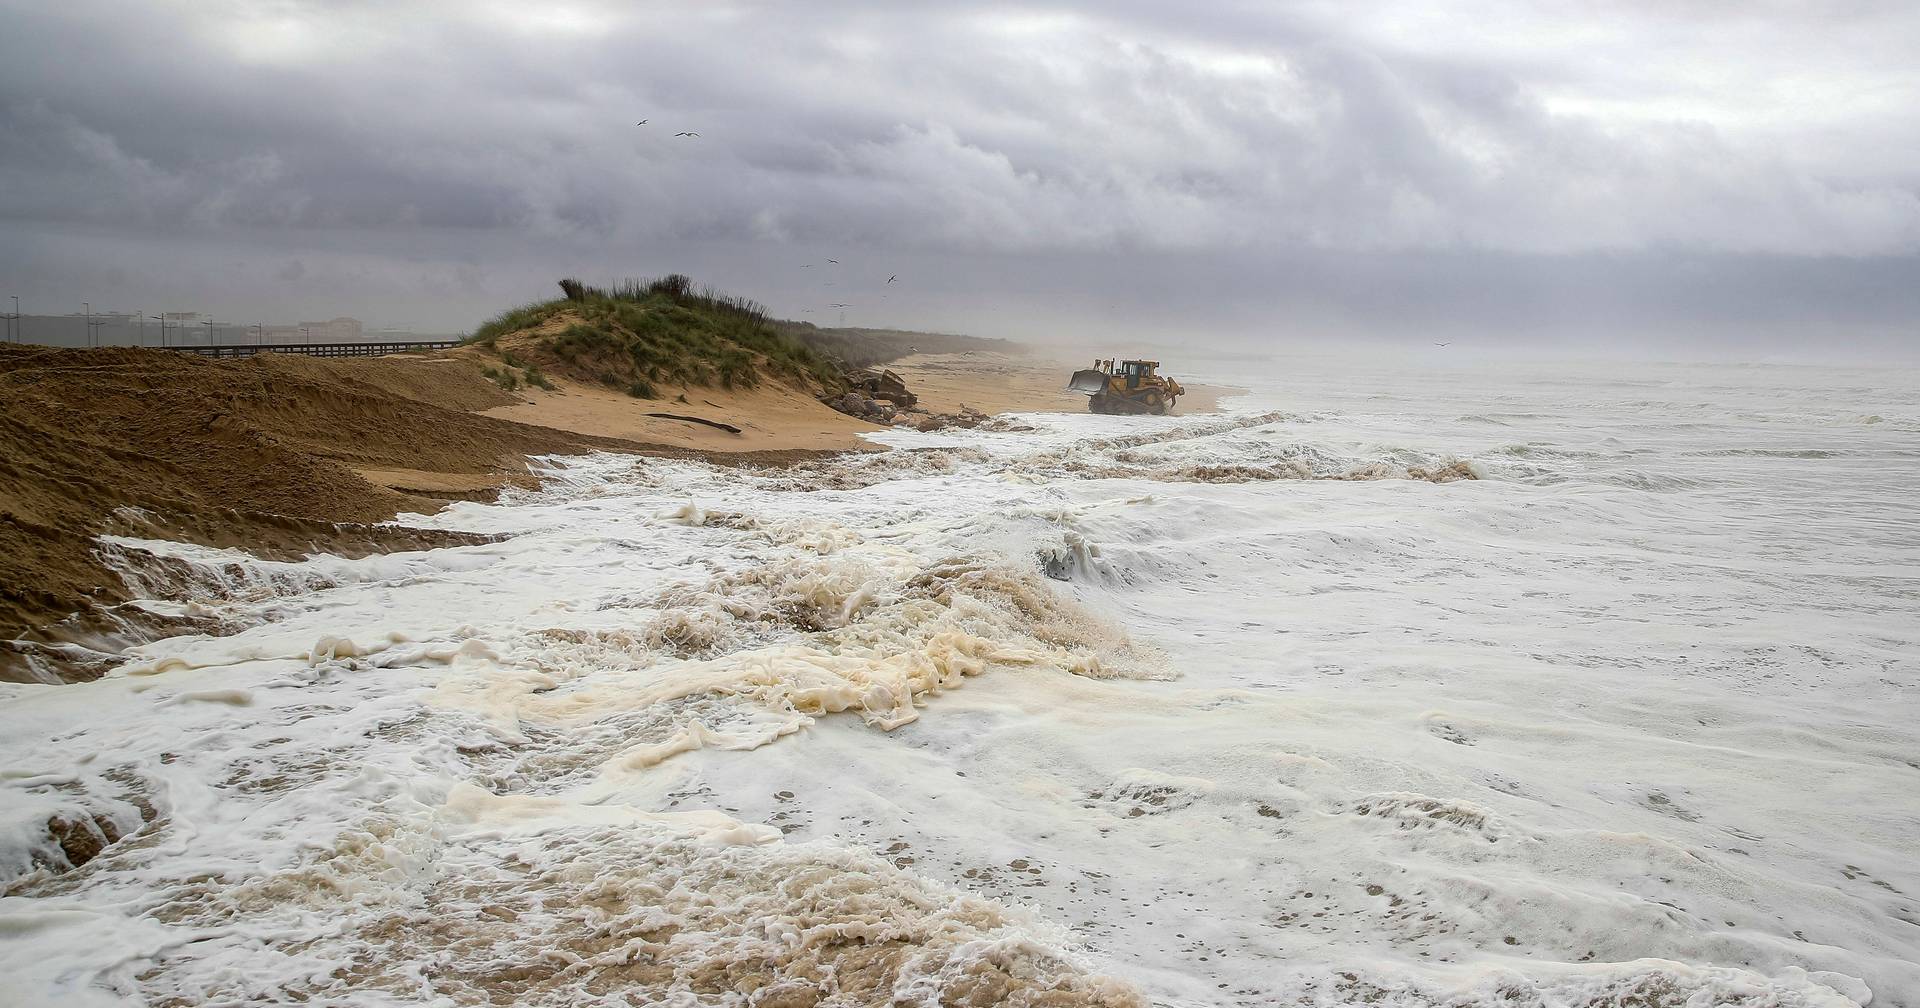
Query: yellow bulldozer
1067 358 1185 415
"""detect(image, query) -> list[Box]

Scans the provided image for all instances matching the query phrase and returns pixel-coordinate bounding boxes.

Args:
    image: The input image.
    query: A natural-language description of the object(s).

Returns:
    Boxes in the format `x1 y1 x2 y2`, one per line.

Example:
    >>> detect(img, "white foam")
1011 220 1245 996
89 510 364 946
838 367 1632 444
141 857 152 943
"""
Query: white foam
3 355 1917 1006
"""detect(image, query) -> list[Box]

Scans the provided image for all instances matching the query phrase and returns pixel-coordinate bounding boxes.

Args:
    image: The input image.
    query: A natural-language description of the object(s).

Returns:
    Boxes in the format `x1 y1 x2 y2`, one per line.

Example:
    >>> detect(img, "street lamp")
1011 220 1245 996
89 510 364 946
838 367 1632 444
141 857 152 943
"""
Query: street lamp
6 296 18 343
81 302 108 347
203 319 217 349
251 322 262 344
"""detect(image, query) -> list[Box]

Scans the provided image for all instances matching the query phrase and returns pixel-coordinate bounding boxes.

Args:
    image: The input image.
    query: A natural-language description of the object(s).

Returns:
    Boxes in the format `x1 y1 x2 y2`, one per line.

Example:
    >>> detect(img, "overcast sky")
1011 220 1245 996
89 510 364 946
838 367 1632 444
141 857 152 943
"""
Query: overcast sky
3 1 1918 358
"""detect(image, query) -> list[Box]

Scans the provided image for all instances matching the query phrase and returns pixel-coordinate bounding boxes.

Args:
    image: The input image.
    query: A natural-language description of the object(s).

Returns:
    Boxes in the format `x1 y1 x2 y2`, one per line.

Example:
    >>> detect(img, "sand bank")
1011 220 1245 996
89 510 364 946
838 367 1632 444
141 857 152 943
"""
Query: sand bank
479 376 886 454
1 341 1238 681
469 349 1235 454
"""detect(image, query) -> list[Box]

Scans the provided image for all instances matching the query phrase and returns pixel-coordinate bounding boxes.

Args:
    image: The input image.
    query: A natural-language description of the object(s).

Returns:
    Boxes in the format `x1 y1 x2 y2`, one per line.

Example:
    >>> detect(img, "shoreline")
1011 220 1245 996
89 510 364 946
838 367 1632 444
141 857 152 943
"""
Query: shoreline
881 349 1242 421
0 341 1236 682
473 349 1242 457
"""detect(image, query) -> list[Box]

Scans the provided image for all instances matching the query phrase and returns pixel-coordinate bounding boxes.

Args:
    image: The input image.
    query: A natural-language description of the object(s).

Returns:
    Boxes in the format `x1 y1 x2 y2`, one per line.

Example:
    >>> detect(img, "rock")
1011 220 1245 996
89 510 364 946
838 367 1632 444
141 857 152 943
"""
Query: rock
44 812 121 870
846 368 918 408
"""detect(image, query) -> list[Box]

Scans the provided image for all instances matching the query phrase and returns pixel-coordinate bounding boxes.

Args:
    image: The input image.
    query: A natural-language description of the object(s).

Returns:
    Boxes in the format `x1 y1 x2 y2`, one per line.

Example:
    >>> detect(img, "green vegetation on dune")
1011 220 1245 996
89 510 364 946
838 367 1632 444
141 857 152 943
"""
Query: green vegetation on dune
469 275 842 396
775 322 1015 369
468 274 1019 401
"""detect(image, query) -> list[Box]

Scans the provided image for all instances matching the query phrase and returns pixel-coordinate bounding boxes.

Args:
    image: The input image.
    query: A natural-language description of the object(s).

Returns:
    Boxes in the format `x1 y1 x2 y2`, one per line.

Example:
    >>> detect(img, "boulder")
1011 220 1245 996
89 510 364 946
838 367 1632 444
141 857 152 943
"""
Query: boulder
847 368 918 408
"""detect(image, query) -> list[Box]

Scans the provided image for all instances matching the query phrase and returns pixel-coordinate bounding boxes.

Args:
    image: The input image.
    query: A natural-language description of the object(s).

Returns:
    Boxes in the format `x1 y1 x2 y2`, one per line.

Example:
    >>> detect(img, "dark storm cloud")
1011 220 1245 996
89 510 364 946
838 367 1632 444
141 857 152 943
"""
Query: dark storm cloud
1 0 1917 354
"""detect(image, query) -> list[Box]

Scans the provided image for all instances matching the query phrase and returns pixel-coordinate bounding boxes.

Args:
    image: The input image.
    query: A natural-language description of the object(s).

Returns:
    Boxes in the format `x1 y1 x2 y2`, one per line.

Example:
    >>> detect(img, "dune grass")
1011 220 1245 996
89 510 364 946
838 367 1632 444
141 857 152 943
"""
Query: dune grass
469 275 840 395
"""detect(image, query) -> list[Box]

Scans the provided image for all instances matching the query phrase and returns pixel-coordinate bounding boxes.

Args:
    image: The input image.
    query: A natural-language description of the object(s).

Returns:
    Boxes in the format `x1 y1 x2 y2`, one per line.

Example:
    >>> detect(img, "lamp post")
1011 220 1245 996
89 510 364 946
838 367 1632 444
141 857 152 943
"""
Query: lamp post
6 296 18 343
203 319 217 349
82 303 108 347
251 322 262 344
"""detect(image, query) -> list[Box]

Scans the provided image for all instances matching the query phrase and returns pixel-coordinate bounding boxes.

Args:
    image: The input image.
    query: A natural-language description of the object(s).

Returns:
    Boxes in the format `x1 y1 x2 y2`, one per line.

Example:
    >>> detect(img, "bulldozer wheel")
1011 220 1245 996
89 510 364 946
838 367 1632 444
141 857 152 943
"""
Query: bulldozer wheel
1088 394 1108 414
1145 390 1167 415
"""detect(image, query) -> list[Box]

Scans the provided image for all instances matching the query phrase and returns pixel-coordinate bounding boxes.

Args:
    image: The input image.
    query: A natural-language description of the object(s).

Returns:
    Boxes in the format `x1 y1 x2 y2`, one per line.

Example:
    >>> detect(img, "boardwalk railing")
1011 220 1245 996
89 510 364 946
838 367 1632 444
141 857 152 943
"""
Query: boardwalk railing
174 339 463 359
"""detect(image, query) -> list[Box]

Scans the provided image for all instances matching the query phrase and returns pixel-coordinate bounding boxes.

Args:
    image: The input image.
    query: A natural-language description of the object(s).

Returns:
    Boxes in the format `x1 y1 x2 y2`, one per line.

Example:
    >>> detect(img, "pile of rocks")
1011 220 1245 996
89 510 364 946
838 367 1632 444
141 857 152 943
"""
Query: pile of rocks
846 368 917 409
826 391 990 432
907 405 990 432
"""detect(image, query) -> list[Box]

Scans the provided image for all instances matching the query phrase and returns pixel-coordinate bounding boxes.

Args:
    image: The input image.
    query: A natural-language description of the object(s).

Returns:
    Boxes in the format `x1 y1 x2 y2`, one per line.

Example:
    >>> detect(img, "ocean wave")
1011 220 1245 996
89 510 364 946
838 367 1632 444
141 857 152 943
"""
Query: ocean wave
122 790 1145 1007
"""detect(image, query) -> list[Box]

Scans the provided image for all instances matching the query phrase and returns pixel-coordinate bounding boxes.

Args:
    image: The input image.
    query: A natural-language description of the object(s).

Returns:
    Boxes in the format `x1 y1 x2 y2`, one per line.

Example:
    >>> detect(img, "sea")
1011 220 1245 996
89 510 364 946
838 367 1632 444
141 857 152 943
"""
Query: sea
3 350 1917 1007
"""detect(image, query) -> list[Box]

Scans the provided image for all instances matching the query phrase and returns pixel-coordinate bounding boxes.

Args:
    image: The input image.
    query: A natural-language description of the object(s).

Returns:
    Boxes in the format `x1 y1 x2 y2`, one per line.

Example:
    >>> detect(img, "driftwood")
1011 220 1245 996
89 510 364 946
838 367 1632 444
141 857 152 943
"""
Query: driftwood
645 412 742 434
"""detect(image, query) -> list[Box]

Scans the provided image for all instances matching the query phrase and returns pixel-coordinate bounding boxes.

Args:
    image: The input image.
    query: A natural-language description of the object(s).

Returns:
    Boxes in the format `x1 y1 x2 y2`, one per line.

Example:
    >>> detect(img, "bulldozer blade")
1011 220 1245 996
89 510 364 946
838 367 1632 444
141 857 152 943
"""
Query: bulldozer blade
1067 369 1109 395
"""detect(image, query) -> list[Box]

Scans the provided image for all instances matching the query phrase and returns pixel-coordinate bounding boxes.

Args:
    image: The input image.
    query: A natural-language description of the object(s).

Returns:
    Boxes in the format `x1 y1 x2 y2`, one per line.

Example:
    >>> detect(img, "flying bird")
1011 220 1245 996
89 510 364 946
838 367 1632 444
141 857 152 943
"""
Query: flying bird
1435 342 1451 347
800 264 813 268
674 131 699 137
635 119 648 125
886 275 897 284
825 259 838 264
829 303 850 308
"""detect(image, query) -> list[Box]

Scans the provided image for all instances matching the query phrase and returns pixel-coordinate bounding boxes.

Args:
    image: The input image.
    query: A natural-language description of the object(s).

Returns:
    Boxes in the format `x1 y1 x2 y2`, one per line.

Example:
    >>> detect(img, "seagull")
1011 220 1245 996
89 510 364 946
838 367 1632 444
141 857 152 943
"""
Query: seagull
635 119 648 125
1435 342 1450 347
674 131 699 138
800 264 813 268
886 275 897 284
829 303 850 308
825 259 838 264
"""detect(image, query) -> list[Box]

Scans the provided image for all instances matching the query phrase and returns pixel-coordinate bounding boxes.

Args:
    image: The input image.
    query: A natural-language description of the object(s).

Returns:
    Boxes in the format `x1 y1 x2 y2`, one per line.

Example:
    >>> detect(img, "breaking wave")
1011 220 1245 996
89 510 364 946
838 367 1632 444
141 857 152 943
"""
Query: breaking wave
126 790 1145 1007
1009 411 1481 484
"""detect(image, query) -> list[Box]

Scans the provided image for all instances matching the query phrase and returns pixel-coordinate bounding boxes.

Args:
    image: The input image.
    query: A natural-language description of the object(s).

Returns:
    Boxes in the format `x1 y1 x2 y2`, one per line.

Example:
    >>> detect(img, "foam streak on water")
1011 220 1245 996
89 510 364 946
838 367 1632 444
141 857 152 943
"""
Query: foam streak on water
2 355 1916 1007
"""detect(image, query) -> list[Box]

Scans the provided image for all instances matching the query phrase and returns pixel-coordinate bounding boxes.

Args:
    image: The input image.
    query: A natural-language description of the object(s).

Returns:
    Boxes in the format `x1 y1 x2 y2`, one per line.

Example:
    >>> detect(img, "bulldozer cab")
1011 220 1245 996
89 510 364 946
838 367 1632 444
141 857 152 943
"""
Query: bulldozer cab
1118 360 1157 389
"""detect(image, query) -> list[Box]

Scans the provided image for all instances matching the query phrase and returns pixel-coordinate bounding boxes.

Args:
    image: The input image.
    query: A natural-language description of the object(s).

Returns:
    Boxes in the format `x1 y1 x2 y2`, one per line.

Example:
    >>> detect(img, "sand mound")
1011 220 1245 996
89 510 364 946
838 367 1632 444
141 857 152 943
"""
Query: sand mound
0 344 653 682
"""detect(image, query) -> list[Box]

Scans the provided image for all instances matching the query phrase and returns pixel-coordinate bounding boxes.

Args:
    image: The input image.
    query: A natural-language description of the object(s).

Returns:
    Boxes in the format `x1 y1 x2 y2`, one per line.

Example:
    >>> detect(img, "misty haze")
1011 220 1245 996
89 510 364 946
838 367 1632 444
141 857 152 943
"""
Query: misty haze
2 3 1916 1007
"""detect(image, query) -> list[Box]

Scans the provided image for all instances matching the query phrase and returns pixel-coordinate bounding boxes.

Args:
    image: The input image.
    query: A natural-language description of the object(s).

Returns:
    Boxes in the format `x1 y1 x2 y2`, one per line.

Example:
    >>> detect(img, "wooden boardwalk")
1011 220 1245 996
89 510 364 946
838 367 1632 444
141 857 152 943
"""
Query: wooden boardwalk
175 339 462 359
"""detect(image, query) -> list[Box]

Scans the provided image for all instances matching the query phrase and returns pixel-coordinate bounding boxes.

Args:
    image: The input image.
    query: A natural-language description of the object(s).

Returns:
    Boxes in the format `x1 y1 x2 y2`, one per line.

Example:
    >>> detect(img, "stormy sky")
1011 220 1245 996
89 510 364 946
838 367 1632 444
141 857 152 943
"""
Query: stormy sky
3 1 1918 358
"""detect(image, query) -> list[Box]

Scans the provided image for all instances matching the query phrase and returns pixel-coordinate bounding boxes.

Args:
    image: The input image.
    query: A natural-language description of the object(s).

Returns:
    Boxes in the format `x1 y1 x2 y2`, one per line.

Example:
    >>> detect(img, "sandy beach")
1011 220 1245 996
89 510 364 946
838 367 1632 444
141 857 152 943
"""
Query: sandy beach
470 349 1236 457
882 350 1236 418
0 340 1211 684
479 378 886 453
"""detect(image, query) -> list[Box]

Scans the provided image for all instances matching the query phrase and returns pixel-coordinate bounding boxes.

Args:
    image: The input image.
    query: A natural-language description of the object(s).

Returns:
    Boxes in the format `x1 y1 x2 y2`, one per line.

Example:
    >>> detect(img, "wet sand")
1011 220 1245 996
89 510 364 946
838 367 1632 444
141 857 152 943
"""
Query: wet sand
884 350 1241 418
476 351 1240 456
